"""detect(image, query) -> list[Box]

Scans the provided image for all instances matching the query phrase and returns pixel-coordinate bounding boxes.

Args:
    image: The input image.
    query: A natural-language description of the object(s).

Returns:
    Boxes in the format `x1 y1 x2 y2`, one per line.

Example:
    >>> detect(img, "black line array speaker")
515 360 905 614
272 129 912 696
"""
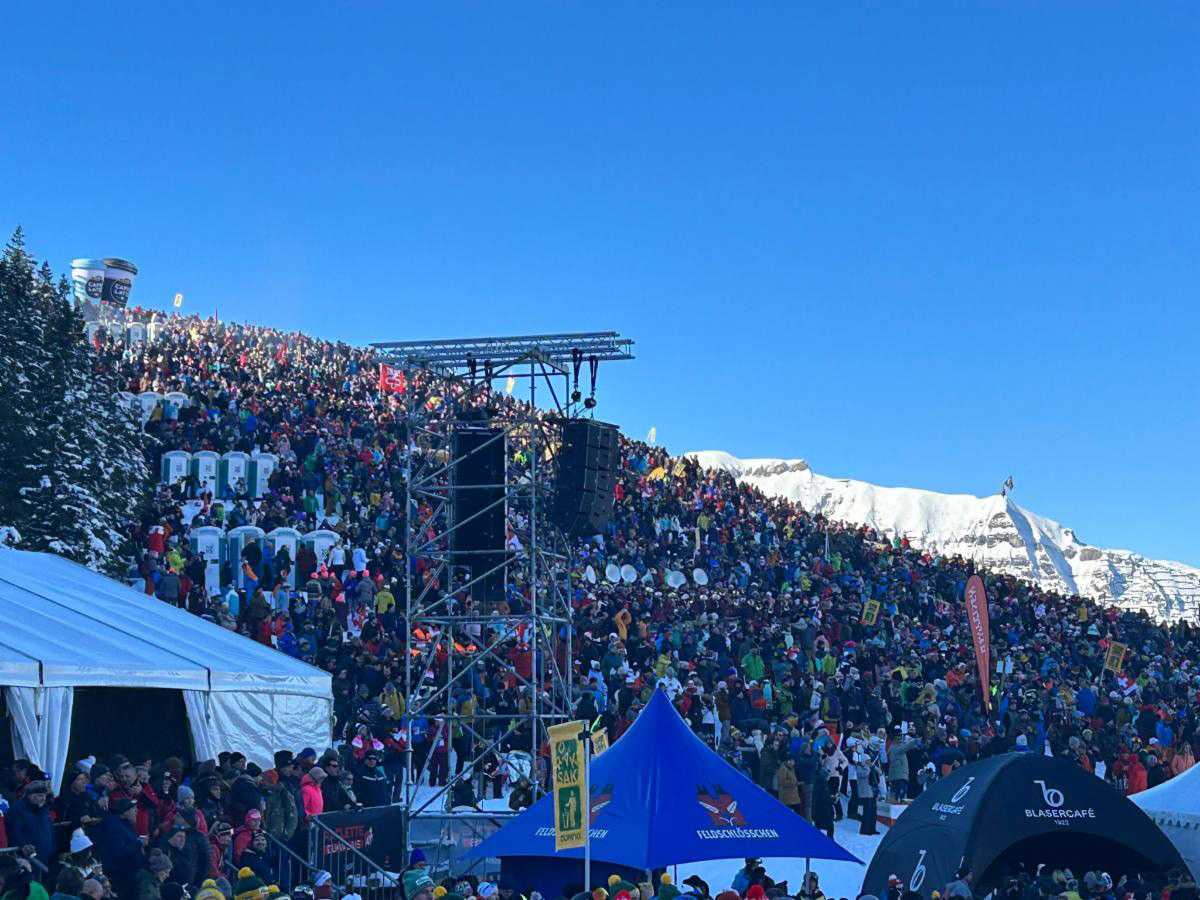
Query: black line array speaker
552 420 619 536
450 428 507 604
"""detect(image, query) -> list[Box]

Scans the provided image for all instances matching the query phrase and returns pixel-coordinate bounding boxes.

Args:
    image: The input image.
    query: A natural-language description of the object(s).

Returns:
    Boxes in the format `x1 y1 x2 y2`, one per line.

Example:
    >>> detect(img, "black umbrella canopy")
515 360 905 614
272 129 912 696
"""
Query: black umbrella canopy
863 752 1185 898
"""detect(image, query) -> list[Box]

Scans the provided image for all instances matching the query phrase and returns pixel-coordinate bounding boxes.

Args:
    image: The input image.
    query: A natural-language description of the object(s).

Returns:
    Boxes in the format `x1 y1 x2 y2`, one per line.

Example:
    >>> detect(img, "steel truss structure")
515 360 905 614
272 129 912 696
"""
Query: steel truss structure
370 333 633 834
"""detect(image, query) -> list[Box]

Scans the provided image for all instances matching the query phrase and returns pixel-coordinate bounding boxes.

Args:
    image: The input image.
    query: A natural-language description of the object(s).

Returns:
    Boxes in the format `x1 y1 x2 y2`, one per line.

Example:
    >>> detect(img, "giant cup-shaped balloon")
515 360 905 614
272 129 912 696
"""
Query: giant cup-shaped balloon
70 258 107 307
101 257 138 307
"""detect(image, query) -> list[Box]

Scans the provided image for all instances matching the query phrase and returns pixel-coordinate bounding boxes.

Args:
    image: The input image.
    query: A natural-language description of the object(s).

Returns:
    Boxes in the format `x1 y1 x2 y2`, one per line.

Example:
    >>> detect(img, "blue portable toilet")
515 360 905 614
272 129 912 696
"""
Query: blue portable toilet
225 525 266 590
218 451 251 499
163 391 189 420
267 527 302 588
137 390 162 425
161 450 190 488
248 451 278 499
190 450 219 497
302 529 341 570
189 525 224 594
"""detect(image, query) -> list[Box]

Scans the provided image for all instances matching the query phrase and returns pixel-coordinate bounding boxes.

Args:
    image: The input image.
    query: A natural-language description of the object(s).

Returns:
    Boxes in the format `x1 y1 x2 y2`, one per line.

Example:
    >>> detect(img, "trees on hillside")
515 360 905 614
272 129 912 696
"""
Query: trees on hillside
0 228 150 571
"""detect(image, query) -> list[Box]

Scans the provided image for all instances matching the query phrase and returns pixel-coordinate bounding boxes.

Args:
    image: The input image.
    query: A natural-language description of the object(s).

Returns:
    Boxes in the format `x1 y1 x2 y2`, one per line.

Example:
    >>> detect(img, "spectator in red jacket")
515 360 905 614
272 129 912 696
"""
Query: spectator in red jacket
300 768 326 818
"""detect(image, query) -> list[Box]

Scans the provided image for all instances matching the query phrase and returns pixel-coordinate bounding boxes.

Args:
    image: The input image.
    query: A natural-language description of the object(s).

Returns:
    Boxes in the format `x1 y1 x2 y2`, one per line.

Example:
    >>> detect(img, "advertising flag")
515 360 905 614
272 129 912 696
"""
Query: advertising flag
549 720 587 851
378 364 406 394
964 574 991 711
1104 641 1128 673
591 725 610 757
860 599 881 626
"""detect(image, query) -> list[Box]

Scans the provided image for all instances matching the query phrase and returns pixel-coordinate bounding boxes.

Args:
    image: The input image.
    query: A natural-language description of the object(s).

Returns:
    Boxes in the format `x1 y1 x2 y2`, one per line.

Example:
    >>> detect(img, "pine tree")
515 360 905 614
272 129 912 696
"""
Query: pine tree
0 228 151 569
0 228 49 533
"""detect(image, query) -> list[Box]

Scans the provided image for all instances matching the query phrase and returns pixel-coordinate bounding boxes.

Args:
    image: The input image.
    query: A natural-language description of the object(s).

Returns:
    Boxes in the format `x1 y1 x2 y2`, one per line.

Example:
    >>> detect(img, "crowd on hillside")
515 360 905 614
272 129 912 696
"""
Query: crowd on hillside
11 306 1185 899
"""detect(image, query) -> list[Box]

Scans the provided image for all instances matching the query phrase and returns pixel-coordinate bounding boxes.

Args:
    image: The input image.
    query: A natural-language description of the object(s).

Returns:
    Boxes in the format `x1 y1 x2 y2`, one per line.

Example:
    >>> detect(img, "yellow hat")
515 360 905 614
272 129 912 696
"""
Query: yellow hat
434 889 447 899
660 874 673 886
237 868 254 880
609 876 622 887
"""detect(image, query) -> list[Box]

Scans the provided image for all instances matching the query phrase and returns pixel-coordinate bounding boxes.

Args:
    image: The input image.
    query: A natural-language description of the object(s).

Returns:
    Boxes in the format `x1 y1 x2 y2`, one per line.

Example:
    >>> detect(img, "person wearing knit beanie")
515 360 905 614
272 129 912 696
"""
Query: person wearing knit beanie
195 879 227 900
657 873 680 900
234 866 267 900
402 869 435 900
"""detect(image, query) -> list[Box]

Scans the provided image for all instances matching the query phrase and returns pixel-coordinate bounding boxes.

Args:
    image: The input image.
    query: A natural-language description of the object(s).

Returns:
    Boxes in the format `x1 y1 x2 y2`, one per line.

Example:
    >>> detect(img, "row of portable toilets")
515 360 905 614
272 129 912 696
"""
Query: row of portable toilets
85 317 168 347
188 526 342 592
158 449 279 500
115 390 191 427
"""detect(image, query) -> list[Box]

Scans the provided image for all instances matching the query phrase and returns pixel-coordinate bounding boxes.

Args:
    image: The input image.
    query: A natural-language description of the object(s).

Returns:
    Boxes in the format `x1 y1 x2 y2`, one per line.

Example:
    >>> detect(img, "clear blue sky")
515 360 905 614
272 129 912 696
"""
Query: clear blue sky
4 3 1197 564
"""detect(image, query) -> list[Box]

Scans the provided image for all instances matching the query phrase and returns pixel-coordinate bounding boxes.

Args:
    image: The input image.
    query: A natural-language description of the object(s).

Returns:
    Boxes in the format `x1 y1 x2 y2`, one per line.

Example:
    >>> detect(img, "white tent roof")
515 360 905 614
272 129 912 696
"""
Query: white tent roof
1132 765 1200 821
0 548 331 698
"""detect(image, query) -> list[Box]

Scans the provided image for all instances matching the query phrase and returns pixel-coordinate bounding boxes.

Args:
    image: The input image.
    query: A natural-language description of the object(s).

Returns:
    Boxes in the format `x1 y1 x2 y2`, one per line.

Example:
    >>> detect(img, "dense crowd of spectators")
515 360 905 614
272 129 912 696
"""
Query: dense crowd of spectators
0 744 386 900
12 305 1188 899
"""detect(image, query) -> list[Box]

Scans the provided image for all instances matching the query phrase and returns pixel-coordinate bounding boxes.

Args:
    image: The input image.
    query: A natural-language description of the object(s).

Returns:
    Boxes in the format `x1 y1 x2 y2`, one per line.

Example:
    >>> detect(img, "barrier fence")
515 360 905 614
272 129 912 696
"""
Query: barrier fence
301 806 518 888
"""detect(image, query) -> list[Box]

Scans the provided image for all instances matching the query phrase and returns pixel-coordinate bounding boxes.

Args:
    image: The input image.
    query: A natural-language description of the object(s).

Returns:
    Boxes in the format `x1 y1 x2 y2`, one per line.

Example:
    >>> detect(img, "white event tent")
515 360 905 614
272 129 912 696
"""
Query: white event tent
1132 766 1200 881
0 548 331 790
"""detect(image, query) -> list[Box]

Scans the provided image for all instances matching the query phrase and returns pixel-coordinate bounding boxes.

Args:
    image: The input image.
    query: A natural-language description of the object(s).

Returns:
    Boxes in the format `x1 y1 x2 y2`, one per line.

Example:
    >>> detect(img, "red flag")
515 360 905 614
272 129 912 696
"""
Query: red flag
964 574 991 711
378 364 406 394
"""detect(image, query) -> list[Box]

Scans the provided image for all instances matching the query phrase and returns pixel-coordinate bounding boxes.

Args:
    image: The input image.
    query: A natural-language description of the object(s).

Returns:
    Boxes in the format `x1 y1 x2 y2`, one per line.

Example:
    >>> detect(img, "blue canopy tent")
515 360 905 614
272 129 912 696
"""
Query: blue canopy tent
468 689 859 885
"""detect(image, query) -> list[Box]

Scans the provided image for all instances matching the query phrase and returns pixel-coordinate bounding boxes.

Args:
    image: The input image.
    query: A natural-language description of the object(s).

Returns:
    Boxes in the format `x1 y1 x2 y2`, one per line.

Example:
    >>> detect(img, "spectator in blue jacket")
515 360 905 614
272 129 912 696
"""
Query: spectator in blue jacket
96 800 144 900
5 780 54 865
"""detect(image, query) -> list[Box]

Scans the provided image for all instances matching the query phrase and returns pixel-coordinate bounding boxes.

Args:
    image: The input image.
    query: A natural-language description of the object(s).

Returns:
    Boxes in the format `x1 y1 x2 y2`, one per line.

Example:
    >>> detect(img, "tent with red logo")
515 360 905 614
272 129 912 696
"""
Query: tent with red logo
863 753 1184 899
466 688 858 884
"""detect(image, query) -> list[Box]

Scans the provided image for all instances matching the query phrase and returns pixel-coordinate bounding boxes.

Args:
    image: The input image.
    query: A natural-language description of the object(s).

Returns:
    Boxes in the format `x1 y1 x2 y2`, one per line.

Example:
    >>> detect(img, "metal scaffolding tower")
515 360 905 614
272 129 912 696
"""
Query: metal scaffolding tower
370 332 633 838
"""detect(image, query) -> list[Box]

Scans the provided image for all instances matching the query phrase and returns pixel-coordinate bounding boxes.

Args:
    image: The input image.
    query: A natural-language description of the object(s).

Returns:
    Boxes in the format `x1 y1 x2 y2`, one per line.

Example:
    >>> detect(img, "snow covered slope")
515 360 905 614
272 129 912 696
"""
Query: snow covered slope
686 451 1200 622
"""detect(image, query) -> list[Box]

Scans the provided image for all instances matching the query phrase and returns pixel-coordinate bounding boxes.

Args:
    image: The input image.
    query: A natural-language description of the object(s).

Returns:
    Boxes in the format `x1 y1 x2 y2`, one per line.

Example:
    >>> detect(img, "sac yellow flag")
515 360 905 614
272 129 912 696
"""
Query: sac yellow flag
648 466 667 481
591 727 610 757
549 720 587 850
1104 642 1128 673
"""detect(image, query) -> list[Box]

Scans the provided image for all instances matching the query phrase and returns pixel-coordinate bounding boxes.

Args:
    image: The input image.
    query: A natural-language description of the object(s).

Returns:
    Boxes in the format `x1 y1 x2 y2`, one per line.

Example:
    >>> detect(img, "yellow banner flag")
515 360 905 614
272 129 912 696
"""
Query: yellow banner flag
1104 642 1128 673
549 720 587 850
591 727 610 757
648 466 667 481
860 599 881 626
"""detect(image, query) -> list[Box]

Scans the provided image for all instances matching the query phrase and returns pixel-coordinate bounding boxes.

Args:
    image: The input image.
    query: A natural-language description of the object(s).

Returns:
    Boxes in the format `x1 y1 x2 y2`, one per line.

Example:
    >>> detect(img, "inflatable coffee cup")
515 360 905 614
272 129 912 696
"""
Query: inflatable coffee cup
101 257 138 307
70 258 107 307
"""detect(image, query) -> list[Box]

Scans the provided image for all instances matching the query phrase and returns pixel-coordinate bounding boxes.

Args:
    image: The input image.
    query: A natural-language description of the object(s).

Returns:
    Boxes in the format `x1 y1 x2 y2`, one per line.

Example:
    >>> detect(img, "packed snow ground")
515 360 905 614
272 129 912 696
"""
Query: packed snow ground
686 451 1200 623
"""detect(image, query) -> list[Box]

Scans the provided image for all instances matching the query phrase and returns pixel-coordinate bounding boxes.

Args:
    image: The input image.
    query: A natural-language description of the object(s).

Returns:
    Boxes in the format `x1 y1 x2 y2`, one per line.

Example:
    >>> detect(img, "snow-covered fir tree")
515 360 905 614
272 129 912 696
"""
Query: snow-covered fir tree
0 229 150 570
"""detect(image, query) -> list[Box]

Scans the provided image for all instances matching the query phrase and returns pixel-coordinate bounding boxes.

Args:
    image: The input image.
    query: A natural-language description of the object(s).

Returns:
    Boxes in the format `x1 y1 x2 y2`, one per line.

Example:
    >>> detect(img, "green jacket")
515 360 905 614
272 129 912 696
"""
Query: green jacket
741 652 766 682
264 780 299 840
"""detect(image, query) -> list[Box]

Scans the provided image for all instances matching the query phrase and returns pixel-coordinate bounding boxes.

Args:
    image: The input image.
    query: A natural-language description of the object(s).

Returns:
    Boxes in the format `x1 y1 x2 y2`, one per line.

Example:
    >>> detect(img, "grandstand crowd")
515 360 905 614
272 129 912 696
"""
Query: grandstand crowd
1 307 1195 900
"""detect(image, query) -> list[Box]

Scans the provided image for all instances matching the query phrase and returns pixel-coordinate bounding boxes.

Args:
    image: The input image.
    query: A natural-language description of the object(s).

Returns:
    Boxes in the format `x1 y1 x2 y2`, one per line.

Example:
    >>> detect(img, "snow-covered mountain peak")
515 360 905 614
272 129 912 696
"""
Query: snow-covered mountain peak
685 450 1200 622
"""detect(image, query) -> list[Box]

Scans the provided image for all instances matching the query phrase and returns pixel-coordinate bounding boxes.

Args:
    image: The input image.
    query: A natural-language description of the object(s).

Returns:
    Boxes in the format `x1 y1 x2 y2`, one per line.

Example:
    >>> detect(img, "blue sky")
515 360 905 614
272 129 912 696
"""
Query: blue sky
4 3 1197 564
